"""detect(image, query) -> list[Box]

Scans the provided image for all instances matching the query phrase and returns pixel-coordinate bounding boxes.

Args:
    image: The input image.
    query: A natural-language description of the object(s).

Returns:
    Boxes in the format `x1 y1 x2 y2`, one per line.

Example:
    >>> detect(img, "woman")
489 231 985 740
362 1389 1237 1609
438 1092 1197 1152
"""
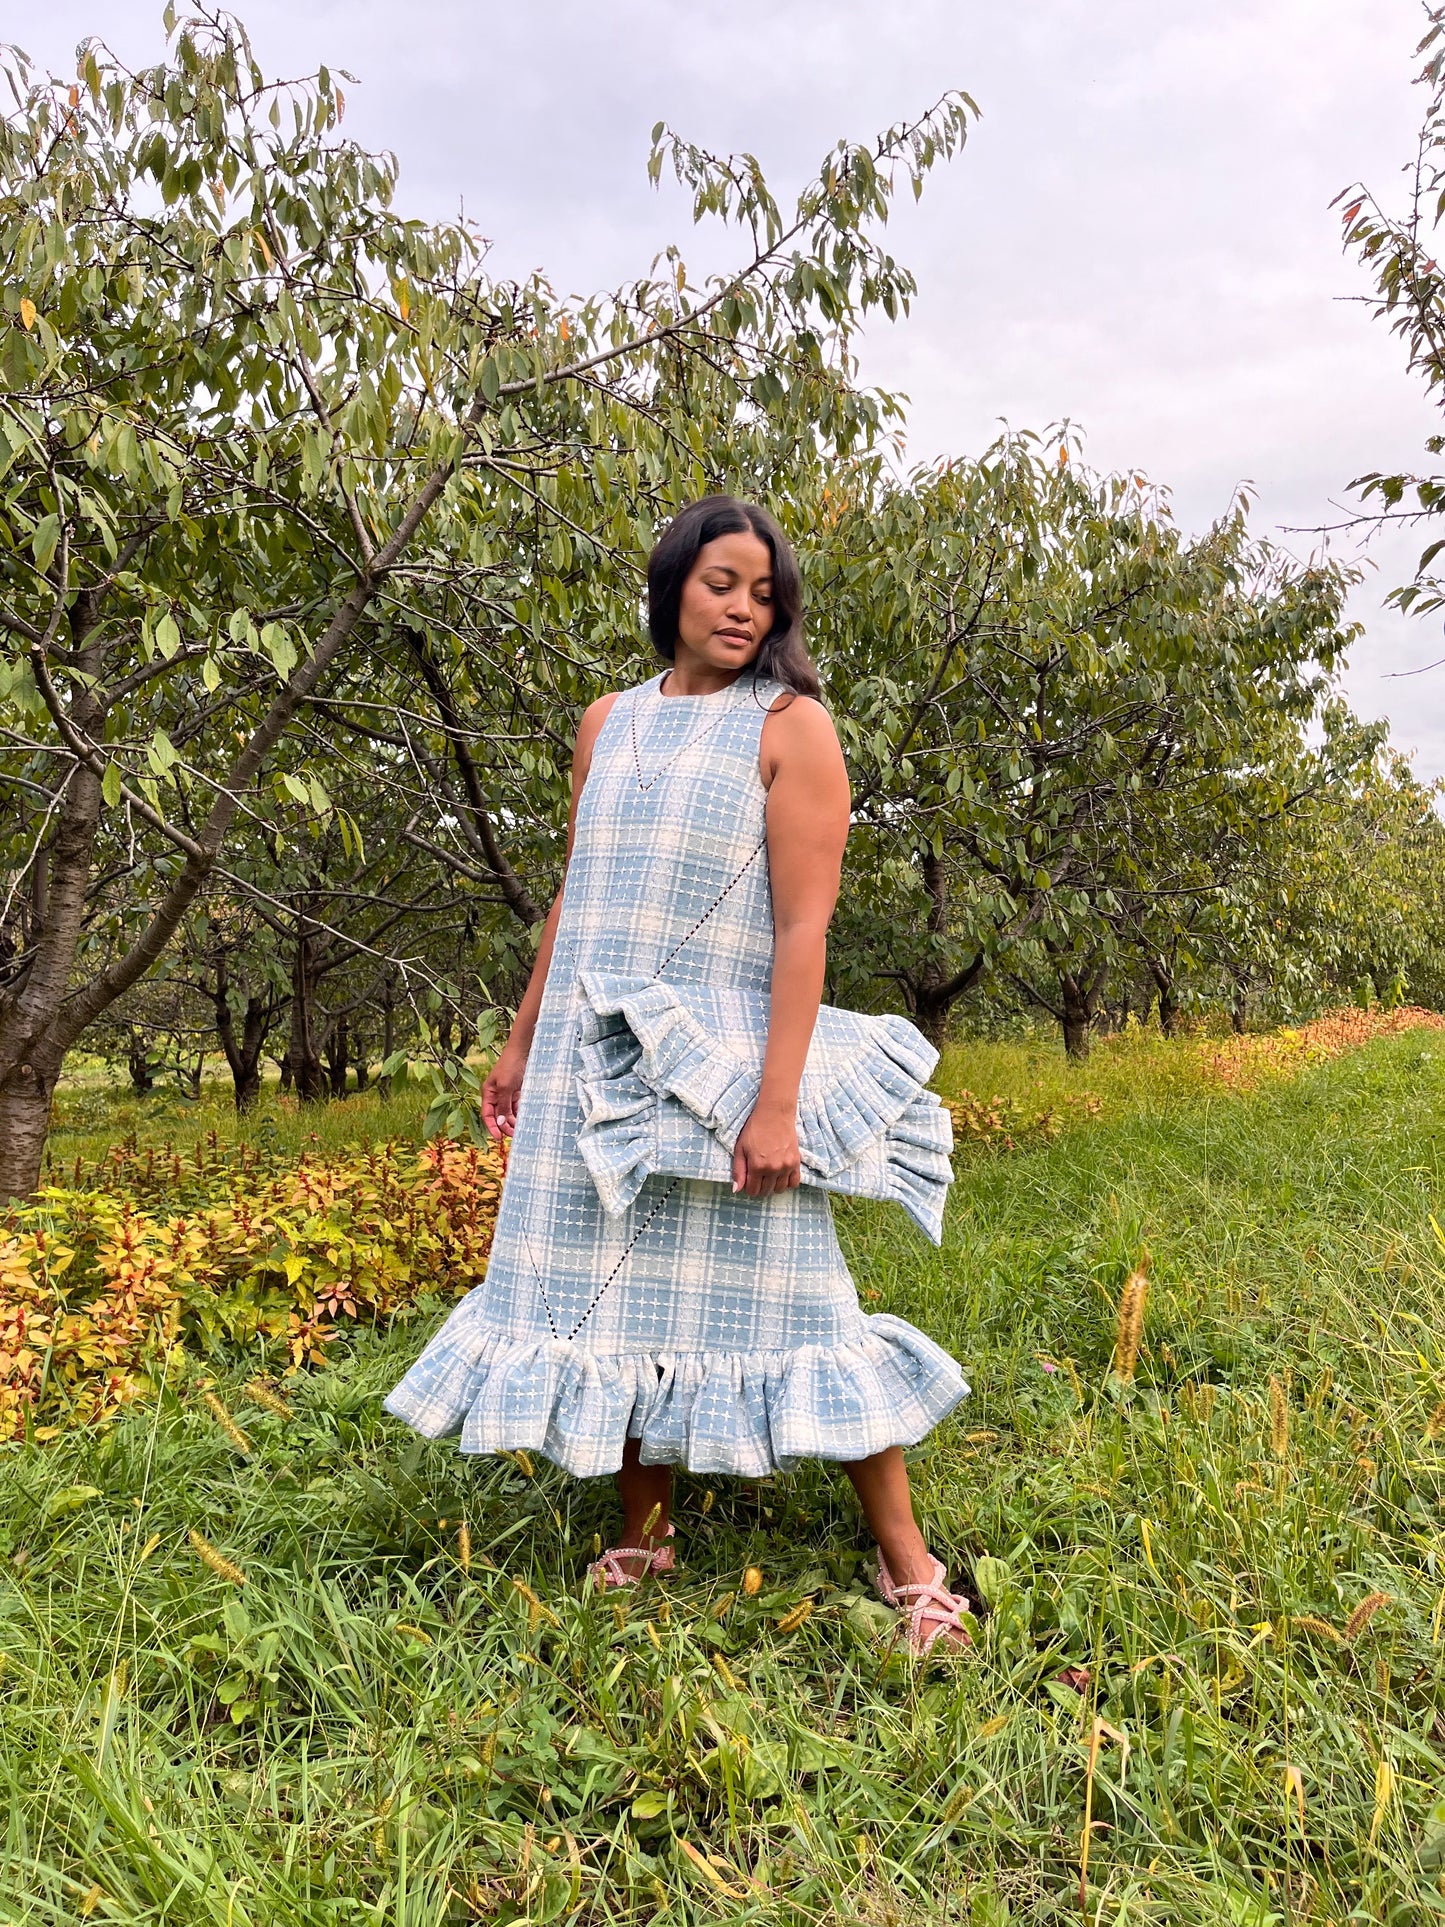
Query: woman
385 496 972 1653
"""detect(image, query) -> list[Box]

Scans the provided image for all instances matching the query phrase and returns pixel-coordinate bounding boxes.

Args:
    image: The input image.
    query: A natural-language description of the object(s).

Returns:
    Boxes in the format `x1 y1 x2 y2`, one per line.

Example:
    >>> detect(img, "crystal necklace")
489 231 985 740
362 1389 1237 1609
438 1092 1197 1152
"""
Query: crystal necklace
629 676 740 792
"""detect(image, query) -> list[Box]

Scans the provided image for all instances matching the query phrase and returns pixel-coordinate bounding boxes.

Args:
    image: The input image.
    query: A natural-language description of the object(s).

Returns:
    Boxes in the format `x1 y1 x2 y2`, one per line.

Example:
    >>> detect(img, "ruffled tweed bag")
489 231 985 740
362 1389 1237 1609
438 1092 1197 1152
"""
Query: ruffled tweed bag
575 972 954 1243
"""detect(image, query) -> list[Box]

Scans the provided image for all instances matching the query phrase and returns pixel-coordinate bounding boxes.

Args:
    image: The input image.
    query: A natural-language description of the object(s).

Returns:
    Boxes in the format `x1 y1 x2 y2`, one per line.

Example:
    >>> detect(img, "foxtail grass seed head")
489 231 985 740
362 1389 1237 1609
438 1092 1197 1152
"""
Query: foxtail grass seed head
511 1575 558 1629
202 1390 251 1454
711 1651 741 1689
513 1450 534 1478
611 1599 627 1632
1427 1400 1445 1442
776 1599 814 1634
1345 1590 1391 1641
1198 1382 1217 1421
640 1501 662 1540
1269 1376 1290 1459
742 1567 763 1596
941 1782 976 1824
241 1379 290 1420
700 1489 716 1515
188 1529 246 1586
646 1620 663 1651
708 1591 736 1622
457 1520 471 1573
592 1532 602 1558
1290 1614 1344 1643
1112 1259 1149 1383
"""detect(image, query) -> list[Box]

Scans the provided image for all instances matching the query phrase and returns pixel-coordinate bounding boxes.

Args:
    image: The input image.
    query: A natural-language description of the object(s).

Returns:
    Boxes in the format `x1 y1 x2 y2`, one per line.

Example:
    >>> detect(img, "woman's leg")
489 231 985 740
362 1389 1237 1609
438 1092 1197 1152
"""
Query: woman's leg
843 1445 939 1587
613 1434 673 1572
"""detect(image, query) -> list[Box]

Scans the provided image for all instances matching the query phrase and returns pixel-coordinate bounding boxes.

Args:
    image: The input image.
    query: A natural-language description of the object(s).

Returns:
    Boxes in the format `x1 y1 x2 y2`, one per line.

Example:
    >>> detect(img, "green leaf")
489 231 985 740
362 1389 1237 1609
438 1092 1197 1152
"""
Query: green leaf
262 623 297 678
971 1556 1013 1609
31 514 59 572
101 761 121 807
147 729 179 775
43 1484 102 1519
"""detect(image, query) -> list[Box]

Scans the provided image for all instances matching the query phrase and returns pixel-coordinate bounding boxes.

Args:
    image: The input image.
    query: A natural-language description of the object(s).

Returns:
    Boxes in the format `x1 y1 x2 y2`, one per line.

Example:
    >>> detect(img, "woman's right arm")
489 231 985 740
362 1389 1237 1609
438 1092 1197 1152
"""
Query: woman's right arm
481 693 619 1143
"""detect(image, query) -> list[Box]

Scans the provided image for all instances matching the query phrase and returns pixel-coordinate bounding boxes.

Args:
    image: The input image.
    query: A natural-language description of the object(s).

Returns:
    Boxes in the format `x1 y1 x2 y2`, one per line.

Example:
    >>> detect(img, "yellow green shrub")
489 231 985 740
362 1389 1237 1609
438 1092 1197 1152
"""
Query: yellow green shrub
0 1139 502 1438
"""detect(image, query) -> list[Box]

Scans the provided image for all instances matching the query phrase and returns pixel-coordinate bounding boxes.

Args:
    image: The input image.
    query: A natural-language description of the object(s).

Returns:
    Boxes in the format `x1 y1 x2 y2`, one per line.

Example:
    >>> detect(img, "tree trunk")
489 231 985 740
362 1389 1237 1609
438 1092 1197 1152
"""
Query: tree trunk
283 919 327 1101
377 978 397 1098
1149 957 1180 1037
326 1013 350 1099
212 966 273 1113
1231 980 1248 1035
127 1029 155 1094
0 742 104 1198
1059 964 1107 1062
0 1065 57 1202
903 849 985 1045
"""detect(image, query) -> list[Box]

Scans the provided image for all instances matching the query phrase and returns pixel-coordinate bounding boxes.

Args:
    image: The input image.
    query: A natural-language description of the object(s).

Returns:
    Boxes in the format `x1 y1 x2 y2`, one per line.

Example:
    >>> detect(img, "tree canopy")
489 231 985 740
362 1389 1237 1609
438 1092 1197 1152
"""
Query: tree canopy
1 10 1441 1198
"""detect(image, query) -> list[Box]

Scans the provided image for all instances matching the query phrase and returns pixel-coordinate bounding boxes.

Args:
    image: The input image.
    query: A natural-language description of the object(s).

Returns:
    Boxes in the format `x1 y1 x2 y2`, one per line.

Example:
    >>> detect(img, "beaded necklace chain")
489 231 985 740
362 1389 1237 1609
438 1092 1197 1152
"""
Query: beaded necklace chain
629 681 738 792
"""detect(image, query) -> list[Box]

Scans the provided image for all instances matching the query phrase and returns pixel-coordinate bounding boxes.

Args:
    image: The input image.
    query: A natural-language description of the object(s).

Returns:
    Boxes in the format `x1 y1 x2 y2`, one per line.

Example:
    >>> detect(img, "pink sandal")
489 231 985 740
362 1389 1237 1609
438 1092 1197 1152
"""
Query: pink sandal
875 1552 973 1655
588 1523 676 1591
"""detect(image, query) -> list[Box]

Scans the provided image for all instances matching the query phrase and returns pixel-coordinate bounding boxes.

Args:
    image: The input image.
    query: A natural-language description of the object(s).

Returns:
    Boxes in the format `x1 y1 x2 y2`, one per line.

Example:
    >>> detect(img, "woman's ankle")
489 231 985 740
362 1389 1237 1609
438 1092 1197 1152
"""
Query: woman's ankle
877 1530 936 1589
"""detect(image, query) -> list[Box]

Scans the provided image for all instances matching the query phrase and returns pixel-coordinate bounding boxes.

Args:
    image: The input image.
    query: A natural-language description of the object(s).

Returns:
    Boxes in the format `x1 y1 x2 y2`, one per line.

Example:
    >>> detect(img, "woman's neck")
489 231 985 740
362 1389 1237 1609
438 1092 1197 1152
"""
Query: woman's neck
662 643 751 696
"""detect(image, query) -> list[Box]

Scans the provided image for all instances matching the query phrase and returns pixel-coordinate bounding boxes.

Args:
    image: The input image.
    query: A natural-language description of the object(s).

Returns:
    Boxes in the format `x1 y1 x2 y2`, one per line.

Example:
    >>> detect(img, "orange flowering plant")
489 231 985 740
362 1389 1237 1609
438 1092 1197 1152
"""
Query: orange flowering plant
0 1139 502 1439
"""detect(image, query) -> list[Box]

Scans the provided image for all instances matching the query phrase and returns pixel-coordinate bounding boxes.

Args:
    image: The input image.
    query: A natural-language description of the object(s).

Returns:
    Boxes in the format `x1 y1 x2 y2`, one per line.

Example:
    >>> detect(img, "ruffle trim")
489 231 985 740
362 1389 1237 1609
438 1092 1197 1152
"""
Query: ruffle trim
574 973 954 1243
382 1306 969 1479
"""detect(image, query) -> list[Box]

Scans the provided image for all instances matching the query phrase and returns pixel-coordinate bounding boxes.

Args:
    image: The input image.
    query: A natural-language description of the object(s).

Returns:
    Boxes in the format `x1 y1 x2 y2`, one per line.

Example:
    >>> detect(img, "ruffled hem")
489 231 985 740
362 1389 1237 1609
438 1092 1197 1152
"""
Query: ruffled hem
574 973 954 1244
382 1307 969 1479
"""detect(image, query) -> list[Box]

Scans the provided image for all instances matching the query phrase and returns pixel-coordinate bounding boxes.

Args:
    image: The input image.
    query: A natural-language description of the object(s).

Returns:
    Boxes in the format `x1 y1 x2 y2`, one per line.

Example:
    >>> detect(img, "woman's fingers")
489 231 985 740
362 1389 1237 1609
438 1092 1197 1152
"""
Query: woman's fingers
483 1076 520 1142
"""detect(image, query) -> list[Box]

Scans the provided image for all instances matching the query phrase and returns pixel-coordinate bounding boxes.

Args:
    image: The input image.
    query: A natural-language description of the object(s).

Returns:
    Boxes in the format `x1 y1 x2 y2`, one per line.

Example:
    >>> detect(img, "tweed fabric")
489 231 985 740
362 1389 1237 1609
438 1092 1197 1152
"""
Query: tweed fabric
573 975 955 1242
383 670 969 1476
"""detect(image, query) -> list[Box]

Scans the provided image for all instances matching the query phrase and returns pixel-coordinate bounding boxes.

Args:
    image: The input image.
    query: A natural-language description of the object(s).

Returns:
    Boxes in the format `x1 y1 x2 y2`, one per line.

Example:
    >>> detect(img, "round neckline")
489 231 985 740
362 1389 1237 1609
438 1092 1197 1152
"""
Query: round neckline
654 669 743 701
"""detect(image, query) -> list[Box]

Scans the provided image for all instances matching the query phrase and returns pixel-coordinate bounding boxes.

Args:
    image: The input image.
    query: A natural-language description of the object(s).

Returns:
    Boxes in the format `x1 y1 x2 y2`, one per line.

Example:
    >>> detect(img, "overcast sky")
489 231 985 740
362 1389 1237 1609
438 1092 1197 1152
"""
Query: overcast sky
22 1 1445 777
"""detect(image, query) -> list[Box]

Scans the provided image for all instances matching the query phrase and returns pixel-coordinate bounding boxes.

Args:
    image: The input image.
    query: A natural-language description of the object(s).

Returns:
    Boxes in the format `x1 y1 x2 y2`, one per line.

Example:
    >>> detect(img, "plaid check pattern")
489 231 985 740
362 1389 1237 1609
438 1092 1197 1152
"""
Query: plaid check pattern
383 670 969 1476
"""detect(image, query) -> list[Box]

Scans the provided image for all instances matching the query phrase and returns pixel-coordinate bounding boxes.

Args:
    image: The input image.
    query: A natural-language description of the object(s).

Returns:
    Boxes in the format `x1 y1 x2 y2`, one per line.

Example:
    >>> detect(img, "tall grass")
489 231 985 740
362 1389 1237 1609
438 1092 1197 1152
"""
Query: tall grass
4 1028 1445 1921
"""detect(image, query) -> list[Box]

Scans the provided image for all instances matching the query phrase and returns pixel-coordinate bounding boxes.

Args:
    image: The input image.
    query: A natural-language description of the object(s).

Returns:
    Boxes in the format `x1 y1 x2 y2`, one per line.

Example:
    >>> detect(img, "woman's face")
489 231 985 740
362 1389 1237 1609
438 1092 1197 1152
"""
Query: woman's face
674 530 774 673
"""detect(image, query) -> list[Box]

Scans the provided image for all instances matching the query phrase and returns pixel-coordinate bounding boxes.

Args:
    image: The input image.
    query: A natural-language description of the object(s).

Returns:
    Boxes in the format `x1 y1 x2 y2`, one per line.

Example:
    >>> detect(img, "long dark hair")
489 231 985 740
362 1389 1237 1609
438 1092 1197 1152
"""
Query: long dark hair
646 495 820 700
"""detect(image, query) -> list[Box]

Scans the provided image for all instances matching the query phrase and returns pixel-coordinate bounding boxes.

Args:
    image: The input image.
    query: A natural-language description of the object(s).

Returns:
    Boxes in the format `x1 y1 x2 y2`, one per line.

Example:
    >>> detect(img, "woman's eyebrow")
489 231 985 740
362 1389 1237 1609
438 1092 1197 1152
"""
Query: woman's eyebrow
700 564 773 585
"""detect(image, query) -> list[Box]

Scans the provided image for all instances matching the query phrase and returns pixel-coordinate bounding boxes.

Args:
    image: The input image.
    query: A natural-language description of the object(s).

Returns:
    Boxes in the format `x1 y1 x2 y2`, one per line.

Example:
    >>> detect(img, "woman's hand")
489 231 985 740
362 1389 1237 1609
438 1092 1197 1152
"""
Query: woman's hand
482 1035 530 1144
731 1098 802 1199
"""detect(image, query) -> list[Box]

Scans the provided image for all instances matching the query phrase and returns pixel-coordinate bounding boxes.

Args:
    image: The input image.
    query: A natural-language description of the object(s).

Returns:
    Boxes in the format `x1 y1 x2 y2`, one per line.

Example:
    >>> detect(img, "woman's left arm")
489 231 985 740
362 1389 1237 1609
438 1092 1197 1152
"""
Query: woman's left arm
732 697 852 1199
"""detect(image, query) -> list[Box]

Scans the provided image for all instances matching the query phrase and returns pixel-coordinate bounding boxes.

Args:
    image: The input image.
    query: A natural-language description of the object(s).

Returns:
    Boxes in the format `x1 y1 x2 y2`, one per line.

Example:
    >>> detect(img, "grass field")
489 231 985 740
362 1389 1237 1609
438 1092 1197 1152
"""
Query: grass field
5 1025 1445 1923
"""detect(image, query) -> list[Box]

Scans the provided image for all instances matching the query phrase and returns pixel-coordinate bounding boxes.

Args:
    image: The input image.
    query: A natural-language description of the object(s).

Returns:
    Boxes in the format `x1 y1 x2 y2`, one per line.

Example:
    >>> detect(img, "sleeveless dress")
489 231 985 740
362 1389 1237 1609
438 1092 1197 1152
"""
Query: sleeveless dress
383 670 969 1477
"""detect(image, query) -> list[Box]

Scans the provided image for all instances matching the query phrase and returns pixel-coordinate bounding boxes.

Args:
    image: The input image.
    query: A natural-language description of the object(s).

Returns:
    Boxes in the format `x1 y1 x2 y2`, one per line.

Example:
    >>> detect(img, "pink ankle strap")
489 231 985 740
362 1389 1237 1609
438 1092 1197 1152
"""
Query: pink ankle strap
875 1552 973 1654
589 1525 676 1590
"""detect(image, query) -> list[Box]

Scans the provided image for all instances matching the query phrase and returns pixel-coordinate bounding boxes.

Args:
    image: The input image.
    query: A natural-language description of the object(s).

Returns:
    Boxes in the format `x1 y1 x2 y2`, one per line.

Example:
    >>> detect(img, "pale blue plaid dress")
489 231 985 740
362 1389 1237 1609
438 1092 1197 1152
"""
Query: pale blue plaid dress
384 669 968 1476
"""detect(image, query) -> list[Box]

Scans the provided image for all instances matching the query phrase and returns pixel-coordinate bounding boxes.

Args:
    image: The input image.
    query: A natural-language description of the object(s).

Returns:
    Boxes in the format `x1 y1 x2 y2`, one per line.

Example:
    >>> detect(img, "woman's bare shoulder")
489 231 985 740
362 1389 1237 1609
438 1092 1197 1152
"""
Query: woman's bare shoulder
571 691 623 787
759 690 843 784
577 690 622 743
762 691 839 742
